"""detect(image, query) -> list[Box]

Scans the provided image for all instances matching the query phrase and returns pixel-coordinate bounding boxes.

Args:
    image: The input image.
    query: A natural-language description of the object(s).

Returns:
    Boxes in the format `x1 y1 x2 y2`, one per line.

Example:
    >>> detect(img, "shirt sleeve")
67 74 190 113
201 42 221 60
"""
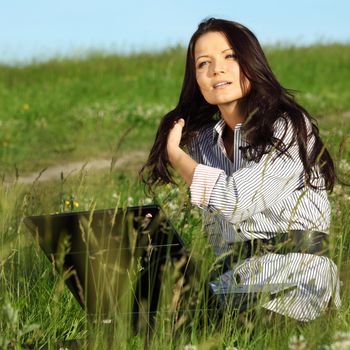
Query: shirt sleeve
190 165 224 207
189 117 307 224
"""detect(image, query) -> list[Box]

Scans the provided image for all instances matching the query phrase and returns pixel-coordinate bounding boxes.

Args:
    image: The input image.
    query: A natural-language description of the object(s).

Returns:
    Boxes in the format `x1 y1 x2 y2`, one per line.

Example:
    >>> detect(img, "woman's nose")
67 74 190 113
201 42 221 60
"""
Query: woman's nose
211 59 225 75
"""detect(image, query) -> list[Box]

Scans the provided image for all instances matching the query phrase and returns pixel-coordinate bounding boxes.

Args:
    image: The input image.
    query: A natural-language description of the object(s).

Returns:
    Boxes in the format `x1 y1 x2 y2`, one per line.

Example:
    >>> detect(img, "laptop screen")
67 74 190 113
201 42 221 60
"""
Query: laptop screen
24 205 188 322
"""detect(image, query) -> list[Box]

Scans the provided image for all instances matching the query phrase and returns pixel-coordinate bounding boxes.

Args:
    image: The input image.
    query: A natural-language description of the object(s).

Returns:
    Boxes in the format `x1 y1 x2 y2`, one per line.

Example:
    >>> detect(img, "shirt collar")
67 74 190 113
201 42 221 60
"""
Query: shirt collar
212 118 243 145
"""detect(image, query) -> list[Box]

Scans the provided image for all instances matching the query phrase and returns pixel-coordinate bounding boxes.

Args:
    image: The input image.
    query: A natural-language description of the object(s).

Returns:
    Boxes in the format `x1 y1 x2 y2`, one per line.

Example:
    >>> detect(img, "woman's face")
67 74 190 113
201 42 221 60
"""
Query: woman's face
194 31 250 107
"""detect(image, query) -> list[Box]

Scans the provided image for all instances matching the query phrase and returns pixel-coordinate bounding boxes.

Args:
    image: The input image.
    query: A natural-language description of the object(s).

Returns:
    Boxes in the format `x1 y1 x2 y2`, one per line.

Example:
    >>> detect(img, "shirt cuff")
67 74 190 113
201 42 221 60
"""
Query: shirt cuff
190 164 224 207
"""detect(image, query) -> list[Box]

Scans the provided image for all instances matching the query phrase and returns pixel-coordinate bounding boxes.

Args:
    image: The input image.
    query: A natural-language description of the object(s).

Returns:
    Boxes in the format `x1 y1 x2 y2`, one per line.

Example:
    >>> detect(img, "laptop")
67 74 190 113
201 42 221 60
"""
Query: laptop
24 204 297 330
24 204 192 331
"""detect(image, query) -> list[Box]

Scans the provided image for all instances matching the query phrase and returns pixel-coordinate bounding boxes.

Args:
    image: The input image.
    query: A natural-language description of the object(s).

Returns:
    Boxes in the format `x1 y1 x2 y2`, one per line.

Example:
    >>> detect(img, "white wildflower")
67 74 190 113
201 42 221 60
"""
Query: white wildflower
339 159 350 173
144 197 153 204
183 345 197 350
331 331 350 350
333 184 343 195
167 201 179 211
288 334 307 350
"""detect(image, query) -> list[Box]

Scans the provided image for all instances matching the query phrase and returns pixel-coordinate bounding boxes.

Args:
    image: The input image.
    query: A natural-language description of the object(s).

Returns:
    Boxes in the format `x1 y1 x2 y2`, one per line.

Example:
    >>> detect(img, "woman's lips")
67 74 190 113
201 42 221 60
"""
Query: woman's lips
213 81 232 89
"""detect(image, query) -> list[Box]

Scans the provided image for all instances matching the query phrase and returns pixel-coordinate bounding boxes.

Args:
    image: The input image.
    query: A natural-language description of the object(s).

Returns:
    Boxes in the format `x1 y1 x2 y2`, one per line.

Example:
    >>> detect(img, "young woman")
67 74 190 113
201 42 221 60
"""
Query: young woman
140 18 340 322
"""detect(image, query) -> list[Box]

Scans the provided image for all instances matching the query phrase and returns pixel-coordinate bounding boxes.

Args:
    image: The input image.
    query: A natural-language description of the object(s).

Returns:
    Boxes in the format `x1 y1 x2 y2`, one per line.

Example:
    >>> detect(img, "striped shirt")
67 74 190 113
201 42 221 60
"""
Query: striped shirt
188 116 340 321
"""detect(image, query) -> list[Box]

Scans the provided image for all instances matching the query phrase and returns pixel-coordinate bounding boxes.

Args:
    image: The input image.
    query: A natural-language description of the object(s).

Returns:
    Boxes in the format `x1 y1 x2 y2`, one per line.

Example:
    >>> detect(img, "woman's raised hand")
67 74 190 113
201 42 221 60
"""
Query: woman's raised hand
166 118 185 163
165 118 197 185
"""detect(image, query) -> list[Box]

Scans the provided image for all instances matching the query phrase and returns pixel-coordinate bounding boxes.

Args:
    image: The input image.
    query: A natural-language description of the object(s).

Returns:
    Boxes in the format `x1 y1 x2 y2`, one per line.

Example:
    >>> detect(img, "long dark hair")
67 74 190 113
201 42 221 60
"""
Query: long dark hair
139 18 335 193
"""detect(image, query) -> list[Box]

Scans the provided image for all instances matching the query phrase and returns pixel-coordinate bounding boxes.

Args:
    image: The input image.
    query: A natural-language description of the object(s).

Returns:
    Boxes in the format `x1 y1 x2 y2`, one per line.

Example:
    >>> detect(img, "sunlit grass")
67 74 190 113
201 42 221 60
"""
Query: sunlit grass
0 160 349 348
0 44 349 174
0 44 350 348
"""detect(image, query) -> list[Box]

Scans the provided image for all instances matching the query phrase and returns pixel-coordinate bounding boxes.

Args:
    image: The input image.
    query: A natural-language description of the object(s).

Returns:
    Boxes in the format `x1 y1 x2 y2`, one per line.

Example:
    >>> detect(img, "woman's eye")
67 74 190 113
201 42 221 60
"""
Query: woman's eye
197 61 209 69
226 53 237 60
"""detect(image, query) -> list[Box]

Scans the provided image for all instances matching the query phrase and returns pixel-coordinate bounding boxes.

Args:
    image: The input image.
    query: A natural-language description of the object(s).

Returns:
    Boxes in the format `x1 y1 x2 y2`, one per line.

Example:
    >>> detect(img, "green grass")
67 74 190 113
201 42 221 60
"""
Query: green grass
0 44 350 349
0 44 350 175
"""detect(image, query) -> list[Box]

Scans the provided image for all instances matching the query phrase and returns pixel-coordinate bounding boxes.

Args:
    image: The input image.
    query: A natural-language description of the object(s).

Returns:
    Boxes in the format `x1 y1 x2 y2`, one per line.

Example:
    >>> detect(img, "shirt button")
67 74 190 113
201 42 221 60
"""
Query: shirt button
237 228 241 233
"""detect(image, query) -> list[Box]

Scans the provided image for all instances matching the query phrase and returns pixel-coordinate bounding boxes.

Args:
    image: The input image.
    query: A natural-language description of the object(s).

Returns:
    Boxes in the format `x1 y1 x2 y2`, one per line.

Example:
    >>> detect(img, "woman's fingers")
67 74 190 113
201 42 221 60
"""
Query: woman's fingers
172 118 185 129
176 118 185 127
167 118 185 152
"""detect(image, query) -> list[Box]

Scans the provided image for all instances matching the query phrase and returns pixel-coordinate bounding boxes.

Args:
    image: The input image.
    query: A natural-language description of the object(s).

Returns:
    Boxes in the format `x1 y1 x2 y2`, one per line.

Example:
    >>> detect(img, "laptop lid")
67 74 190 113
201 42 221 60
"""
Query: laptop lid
24 204 188 321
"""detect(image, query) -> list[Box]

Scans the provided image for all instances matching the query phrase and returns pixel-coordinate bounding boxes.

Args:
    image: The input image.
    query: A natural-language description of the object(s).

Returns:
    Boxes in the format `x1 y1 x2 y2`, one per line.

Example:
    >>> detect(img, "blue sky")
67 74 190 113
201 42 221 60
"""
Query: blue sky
1 0 349 64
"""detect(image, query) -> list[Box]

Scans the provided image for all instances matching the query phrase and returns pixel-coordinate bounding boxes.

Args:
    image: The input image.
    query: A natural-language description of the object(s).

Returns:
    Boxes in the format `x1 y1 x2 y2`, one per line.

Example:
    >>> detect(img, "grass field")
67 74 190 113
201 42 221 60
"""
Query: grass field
0 44 350 349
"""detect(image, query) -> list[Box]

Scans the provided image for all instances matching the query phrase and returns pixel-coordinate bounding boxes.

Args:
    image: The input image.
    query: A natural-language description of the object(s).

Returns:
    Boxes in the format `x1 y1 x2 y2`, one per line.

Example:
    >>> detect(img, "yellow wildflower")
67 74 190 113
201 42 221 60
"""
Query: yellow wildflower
22 103 30 111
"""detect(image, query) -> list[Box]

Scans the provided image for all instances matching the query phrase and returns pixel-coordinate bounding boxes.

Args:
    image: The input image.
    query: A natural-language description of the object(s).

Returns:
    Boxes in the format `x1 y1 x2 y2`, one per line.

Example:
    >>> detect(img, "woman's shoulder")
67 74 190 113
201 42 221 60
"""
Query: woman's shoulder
186 120 217 160
273 111 314 142
190 119 218 142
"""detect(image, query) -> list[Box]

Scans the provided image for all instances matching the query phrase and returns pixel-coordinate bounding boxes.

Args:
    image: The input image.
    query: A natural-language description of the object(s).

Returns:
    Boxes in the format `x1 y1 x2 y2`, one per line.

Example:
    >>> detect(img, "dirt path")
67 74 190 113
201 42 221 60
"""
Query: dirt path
10 110 350 185
15 150 148 184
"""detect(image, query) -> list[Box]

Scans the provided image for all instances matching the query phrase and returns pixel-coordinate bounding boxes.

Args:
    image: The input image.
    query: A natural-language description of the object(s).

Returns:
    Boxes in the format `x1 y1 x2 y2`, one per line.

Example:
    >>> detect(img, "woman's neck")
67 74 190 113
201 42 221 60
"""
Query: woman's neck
218 102 246 131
